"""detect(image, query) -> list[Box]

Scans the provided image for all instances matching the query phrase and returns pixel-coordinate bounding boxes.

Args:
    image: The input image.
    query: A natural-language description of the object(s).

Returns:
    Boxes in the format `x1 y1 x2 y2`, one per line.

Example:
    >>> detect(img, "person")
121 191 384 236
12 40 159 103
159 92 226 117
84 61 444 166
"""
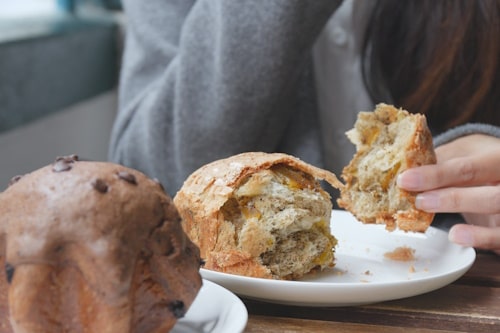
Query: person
109 0 500 254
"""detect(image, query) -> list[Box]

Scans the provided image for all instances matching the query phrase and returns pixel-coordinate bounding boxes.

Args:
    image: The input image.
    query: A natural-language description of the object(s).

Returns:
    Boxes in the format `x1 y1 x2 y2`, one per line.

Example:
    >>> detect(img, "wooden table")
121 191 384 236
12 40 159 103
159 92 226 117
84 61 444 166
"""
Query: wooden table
243 251 500 333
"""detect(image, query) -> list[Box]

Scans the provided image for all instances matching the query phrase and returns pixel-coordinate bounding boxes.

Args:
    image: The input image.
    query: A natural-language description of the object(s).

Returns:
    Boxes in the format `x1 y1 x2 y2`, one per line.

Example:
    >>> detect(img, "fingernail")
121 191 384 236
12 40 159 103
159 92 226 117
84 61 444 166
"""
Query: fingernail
397 170 422 190
415 193 439 211
449 227 474 247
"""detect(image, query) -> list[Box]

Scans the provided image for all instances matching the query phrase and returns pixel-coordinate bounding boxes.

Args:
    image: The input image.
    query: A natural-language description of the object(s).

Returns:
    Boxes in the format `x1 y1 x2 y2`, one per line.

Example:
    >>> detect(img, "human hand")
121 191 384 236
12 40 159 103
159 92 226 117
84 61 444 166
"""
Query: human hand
397 134 500 255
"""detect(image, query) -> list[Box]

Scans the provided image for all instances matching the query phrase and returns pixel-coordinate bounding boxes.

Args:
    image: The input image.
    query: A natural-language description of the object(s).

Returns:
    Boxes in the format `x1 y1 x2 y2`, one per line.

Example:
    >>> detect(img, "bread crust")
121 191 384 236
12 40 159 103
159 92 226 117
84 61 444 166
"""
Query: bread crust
0 156 202 333
337 104 437 232
174 152 342 279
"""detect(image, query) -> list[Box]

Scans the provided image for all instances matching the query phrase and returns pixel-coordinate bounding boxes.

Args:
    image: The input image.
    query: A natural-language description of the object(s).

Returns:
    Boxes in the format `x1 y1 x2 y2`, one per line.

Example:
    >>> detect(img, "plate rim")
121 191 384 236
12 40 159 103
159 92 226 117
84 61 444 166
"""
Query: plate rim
173 279 248 332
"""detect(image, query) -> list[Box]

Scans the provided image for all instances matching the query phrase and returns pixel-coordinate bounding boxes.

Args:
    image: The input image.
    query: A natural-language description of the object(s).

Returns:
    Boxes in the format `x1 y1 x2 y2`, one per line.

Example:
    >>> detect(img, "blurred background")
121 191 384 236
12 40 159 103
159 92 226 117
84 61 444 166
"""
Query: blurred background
0 0 123 188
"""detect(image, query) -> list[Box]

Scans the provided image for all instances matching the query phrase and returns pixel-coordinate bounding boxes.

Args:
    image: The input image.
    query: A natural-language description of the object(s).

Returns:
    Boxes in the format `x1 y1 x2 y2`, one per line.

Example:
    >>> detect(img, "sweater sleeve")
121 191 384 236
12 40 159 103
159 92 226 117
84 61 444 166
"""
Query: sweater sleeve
433 123 500 147
108 0 342 195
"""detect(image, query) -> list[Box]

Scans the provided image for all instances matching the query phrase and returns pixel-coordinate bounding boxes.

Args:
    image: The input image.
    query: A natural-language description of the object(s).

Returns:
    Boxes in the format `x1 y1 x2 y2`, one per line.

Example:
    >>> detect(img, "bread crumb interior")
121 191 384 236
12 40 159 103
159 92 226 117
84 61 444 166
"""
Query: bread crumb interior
221 165 336 279
343 112 416 222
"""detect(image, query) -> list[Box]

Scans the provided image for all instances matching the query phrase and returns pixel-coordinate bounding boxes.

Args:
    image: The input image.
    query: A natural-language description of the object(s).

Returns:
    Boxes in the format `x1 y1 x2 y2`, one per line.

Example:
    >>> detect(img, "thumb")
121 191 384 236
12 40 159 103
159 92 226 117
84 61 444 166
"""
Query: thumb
449 224 500 255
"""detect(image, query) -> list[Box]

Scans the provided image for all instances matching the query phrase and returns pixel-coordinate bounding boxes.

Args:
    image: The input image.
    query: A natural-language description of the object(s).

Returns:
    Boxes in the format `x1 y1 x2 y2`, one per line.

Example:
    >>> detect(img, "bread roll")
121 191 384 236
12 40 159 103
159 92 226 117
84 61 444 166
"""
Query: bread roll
337 104 437 232
174 152 342 280
0 155 202 333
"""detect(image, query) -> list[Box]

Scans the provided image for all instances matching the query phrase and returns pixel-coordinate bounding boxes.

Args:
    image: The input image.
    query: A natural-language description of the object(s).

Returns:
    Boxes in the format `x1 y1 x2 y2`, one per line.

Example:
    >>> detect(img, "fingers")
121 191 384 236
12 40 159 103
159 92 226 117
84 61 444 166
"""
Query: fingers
449 224 500 255
415 185 500 214
398 153 500 191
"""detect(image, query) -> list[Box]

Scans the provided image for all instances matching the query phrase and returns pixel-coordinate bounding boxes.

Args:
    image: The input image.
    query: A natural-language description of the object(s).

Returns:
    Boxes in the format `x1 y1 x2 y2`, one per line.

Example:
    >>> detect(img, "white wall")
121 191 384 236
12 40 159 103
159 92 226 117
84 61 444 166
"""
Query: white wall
0 90 117 189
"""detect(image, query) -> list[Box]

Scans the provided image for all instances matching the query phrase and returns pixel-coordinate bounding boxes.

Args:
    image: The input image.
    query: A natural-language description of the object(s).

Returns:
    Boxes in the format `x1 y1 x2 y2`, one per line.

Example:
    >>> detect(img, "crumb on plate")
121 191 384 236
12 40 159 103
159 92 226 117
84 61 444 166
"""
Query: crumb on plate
384 246 416 261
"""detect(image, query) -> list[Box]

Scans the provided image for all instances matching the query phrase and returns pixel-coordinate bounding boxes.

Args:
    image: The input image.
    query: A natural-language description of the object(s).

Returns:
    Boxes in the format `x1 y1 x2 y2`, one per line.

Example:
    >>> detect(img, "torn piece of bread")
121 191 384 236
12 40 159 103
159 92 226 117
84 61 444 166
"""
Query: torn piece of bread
337 104 437 232
174 152 342 280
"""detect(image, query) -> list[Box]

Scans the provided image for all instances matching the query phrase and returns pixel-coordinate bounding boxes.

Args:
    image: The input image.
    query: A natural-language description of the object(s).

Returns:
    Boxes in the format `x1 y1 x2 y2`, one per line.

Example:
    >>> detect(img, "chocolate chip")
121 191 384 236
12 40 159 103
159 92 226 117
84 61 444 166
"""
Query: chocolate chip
164 242 176 257
52 160 72 172
5 263 14 284
92 178 109 193
55 154 79 162
117 171 137 185
169 300 185 319
52 155 78 173
8 175 22 187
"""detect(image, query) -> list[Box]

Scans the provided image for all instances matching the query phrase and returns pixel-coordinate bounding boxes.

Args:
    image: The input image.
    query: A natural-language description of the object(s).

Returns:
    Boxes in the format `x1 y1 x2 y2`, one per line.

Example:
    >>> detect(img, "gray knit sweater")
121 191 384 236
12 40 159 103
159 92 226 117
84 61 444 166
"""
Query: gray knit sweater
109 0 500 196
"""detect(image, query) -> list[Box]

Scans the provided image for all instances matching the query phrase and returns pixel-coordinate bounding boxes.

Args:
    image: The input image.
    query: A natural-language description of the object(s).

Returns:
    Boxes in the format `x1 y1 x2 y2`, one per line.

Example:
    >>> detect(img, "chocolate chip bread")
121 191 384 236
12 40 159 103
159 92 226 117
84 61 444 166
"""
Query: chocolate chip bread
337 104 437 232
174 152 343 280
0 155 202 333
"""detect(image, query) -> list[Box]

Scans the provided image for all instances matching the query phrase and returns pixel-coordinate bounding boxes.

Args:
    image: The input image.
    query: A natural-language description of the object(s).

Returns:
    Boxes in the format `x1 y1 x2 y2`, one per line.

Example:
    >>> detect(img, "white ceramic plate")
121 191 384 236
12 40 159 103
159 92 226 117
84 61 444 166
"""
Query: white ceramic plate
201 210 476 307
172 279 248 333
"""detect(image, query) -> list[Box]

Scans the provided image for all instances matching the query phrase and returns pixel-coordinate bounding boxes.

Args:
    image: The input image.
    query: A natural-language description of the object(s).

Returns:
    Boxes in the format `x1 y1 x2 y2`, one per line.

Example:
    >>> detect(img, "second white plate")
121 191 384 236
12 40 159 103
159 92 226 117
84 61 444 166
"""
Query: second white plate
172 279 248 333
201 210 476 306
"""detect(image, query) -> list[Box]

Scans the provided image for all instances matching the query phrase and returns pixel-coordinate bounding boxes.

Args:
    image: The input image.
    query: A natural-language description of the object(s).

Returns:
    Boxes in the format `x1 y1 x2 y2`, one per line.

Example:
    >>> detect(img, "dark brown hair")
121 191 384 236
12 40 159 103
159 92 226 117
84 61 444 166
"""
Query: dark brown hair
363 0 500 133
